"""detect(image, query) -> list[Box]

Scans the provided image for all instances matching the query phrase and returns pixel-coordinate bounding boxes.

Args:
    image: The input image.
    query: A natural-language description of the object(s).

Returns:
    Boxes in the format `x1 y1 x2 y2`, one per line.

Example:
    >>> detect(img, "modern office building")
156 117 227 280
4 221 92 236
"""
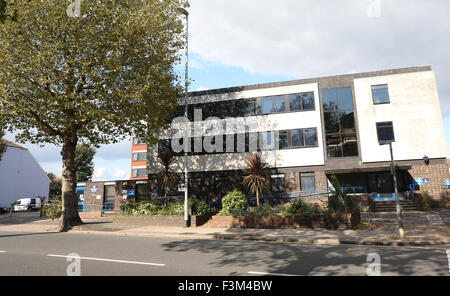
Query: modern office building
143 66 449 203
131 138 148 181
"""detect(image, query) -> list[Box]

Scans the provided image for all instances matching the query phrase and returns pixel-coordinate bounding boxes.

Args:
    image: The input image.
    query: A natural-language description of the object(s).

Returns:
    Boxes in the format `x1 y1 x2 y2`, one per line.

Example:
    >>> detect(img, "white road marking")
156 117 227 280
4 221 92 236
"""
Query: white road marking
0 251 5 253
248 271 299 276
446 250 450 273
47 254 165 267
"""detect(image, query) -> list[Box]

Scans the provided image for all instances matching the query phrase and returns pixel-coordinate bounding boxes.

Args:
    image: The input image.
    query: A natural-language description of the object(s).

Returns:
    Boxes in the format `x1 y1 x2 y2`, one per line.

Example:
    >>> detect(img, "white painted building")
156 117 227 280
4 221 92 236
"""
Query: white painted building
0 139 50 208
144 66 449 202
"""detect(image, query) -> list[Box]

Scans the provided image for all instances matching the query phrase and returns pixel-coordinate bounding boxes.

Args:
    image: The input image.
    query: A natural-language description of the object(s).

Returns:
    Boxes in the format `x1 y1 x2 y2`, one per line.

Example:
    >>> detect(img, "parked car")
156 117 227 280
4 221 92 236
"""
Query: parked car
12 198 42 212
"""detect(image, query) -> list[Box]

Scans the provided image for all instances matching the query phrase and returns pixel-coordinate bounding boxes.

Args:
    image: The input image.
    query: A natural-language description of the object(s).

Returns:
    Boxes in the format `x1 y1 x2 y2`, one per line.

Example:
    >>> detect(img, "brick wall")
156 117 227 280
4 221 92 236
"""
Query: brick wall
83 181 104 213
114 180 137 212
409 163 450 201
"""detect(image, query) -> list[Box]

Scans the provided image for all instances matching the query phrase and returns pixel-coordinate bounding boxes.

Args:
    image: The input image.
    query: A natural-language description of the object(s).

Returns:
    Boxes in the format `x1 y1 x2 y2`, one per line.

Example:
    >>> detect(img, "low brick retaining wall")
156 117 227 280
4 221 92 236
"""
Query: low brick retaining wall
203 212 360 230
79 212 103 218
113 214 211 227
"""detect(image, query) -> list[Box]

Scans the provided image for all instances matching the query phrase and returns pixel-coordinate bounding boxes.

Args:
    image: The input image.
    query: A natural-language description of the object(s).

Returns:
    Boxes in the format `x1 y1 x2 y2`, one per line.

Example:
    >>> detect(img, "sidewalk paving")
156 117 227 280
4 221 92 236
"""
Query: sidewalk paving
1 211 449 247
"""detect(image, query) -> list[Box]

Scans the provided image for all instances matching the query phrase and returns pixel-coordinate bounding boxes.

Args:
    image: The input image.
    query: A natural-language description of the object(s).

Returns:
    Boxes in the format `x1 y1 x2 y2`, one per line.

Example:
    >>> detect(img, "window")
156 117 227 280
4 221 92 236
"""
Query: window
132 152 147 161
372 84 390 104
104 185 115 211
260 131 275 151
376 122 395 144
291 130 304 148
272 96 286 113
302 92 315 110
271 174 285 192
300 172 315 191
278 131 289 149
303 128 318 147
132 168 147 178
261 97 273 115
322 87 358 158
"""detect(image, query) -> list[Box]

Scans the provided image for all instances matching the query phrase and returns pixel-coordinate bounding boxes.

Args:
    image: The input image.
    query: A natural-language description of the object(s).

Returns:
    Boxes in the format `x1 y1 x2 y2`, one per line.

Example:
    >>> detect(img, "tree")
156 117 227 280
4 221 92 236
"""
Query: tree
47 172 62 199
157 150 177 207
75 143 95 182
328 175 354 213
0 0 187 231
242 153 270 209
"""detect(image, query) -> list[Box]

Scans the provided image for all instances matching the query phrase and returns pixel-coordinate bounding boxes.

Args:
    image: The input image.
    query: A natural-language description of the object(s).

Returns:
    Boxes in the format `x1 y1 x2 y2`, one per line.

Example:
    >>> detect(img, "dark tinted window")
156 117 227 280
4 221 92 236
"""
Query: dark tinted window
322 89 338 111
272 96 286 113
302 92 315 110
271 175 285 192
291 130 304 147
289 94 303 111
376 122 395 144
326 134 342 158
278 131 289 149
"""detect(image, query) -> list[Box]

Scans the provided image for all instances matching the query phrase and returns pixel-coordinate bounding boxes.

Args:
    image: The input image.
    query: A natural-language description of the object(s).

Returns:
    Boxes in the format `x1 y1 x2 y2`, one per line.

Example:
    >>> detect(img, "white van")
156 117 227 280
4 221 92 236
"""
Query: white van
13 198 42 212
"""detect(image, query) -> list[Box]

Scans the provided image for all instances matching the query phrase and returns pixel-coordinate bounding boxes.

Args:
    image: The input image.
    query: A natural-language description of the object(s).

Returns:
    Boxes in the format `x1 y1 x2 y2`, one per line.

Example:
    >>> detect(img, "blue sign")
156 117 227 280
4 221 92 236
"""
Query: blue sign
445 179 450 186
89 185 99 193
127 190 135 196
414 178 424 185
423 178 430 184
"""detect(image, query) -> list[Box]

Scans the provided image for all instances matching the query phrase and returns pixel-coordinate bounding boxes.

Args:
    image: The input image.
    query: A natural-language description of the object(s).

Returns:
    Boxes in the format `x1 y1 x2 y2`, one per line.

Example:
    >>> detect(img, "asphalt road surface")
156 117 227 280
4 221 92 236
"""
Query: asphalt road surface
0 231 449 276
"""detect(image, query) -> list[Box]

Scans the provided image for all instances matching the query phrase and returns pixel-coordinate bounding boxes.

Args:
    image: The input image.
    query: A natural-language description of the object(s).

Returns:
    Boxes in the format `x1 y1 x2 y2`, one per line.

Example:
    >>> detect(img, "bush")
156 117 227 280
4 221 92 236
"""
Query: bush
327 175 354 213
281 199 322 216
219 190 248 216
190 199 211 216
120 201 161 216
42 196 62 220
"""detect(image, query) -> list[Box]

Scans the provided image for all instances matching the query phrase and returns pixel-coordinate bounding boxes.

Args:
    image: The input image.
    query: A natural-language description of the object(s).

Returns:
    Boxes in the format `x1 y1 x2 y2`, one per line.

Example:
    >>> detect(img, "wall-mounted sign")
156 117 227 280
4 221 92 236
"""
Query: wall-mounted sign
96 195 101 200
122 190 128 200
414 178 430 185
89 185 99 193
128 189 135 196
178 184 186 192
445 179 450 186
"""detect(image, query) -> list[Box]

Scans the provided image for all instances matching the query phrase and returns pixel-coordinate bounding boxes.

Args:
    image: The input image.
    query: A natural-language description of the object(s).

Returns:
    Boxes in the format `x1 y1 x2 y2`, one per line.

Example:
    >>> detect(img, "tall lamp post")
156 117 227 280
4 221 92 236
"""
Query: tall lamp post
178 7 190 227
378 122 404 238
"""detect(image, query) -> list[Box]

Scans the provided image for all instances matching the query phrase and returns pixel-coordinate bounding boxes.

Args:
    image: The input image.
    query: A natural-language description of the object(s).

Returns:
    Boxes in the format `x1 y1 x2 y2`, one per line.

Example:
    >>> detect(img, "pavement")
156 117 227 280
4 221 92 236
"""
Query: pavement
1 231 449 275
0 210 449 247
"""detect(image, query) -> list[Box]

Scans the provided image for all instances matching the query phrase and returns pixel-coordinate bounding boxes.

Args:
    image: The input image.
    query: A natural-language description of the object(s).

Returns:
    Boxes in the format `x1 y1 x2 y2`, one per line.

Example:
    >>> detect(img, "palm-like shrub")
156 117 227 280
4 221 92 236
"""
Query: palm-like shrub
242 153 270 209
157 150 178 207
328 175 354 213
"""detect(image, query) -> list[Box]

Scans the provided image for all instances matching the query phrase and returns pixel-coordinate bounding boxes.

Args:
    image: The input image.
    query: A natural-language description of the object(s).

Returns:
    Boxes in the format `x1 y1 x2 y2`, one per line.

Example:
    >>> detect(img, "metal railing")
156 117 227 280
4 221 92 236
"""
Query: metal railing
77 202 115 213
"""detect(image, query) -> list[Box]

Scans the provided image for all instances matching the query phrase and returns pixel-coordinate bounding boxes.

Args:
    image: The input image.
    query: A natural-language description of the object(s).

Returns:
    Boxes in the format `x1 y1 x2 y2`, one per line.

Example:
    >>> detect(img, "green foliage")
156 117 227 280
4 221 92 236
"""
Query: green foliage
47 172 62 198
219 190 249 216
281 199 323 216
231 202 285 217
327 175 354 213
242 153 270 208
417 192 431 211
120 201 162 216
75 143 96 182
157 150 177 206
120 199 211 216
0 0 188 227
42 196 63 220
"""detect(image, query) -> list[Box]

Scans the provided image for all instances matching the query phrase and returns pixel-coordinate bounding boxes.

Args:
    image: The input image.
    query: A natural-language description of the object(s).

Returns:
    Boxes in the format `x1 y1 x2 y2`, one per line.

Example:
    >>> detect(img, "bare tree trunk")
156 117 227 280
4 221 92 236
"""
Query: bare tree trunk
256 191 260 209
59 137 83 231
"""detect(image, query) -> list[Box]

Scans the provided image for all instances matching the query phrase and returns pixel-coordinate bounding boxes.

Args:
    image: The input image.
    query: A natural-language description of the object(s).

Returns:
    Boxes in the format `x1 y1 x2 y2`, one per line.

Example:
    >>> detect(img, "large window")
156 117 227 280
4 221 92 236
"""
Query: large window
133 138 144 145
372 84 390 104
376 122 395 144
300 172 315 191
322 87 358 158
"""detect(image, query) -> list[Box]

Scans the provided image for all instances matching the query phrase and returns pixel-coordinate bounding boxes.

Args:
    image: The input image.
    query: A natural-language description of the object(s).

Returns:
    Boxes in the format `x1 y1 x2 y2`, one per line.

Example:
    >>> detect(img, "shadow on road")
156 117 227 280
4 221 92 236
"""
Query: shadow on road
161 238 449 276
0 231 60 238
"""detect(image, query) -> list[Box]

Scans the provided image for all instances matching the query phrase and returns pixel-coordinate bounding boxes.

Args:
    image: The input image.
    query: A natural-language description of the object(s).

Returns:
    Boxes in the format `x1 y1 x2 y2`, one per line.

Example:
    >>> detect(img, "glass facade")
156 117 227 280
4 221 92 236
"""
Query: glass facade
158 128 319 156
170 91 315 121
376 122 395 144
322 87 358 158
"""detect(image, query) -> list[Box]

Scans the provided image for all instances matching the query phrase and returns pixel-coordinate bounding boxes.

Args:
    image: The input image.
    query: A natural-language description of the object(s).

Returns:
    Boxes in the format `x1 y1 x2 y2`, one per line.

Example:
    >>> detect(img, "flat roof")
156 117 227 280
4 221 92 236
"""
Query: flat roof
0 138 27 150
189 65 432 97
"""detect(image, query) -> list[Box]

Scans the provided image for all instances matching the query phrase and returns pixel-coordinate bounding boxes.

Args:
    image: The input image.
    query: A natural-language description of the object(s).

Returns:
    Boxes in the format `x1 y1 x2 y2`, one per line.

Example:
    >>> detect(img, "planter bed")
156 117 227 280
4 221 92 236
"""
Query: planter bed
113 214 211 227
203 212 360 229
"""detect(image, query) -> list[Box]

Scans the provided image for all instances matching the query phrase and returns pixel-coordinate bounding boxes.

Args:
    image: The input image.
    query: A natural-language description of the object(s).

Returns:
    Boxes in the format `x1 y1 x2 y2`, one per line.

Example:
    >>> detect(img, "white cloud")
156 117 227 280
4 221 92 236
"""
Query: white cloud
93 167 106 180
196 86 209 91
113 168 126 179
189 0 450 117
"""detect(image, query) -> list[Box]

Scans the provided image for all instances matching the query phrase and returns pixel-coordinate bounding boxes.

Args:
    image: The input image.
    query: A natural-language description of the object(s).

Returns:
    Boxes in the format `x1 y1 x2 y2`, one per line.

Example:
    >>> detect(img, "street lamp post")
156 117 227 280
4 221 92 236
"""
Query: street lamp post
178 7 190 227
389 142 404 238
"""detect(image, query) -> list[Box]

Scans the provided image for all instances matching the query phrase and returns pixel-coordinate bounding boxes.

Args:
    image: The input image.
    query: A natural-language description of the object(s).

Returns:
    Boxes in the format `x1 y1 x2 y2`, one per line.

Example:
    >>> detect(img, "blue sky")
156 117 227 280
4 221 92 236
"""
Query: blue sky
3 0 450 180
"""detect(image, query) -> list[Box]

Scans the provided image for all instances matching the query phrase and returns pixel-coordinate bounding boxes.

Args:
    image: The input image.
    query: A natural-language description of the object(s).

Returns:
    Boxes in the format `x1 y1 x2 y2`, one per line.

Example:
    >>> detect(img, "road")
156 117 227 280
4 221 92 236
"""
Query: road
0 231 449 276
